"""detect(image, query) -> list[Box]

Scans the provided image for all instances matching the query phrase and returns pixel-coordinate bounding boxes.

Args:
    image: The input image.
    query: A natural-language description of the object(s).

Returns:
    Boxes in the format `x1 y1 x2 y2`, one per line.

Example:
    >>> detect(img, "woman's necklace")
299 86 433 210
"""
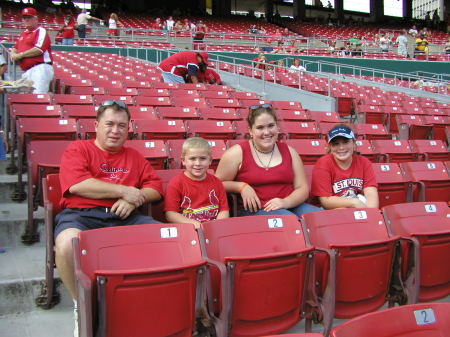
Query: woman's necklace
252 140 275 170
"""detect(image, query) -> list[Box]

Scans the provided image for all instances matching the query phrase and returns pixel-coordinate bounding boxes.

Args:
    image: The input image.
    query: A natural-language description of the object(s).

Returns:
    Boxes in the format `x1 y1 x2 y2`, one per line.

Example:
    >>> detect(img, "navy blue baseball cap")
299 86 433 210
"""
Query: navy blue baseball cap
328 125 355 143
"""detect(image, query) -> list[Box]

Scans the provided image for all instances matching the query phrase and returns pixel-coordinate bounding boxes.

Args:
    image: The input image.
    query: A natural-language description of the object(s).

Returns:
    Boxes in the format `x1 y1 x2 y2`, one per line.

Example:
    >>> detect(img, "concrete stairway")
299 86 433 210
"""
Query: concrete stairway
0 157 73 337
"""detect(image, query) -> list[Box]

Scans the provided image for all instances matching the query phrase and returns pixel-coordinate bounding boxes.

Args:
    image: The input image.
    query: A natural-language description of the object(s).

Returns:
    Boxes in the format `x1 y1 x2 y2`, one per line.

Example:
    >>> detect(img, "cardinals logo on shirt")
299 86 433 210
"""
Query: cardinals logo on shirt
181 189 220 222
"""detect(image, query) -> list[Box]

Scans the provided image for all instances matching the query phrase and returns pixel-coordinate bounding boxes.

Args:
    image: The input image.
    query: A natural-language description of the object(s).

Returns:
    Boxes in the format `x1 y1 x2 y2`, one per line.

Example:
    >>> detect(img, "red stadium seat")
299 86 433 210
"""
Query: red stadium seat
396 115 432 140
271 100 303 110
74 223 206 337
35 174 62 309
25 140 71 244
199 107 241 121
93 95 134 106
199 215 314 337
207 98 242 109
301 208 399 336
382 202 450 303
133 119 186 140
171 96 208 108
278 109 310 122
423 116 450 141
156 106 200 120
185 120 235 140
138 88 170 97
307 110 340 123
355 140 379 162
128 106 157 120
409 139 450 161
401 161 450 202
279 121 320 139
372 163 411 207
134 96 172 107
68 86 106 95
124 140 168 170
61 105 97 119
353 123 391 140
371 140 415 163
285 139 327 165
52 94 94 106
330 302 450 337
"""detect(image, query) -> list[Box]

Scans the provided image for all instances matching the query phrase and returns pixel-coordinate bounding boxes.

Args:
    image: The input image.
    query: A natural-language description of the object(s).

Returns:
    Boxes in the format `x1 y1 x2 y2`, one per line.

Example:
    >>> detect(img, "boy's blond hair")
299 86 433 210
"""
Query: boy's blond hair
181 137 211 158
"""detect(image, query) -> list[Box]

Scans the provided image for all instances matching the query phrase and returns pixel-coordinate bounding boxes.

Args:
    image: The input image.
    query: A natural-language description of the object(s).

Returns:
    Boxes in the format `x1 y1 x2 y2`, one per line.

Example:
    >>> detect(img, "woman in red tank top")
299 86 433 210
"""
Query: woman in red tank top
215 104 321 217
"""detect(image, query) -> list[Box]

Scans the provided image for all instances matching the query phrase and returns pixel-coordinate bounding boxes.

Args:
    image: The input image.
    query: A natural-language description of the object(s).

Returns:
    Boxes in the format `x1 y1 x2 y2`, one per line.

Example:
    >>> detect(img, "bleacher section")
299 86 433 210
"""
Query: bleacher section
0 35 449 337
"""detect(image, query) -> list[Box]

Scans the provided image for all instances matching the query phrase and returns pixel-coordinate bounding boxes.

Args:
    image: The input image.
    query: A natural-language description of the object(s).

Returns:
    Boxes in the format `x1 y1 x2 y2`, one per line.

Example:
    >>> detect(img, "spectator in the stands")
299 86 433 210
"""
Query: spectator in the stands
10 7 54 94
193 20 208 50
252 52 268 70
215 104 320 218
107 13 121 39
445 36 450 54
378 33 390 52
408 25 418 37
289 58 306 73
395 30 408 57
414 32 429 57
164 137 229 228
76 9 102 39
311 124 379 210
196 67 222 85
158 51 208 83
54 101 162 337
248 24 259 34
151 17 163 30
59 14 75 45
165 16 174 31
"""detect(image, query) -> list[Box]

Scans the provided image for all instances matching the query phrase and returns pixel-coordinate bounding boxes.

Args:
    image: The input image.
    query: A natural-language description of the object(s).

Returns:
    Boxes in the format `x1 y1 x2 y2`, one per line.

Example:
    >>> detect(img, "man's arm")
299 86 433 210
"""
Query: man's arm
10 47 43 62
69 178 146 206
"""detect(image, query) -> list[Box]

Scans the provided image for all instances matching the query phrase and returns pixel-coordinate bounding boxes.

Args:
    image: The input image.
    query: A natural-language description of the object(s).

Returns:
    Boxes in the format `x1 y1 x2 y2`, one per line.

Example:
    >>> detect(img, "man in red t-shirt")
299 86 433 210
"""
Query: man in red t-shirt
158 50 209 83
10 7 54 93
54 101 163 332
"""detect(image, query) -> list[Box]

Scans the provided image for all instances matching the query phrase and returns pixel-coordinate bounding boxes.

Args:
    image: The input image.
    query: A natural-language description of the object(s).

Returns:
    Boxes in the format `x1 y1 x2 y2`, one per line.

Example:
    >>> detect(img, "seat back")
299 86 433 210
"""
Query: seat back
76 223 206 337
201 215 313 337
330 302 450 337
124 140 168 170
284 139 327 165
302 208 397 319
372 163 411 207
372 140 415 163
133 119 186 140
401 161 450 202
409 140 450 162
382 202 450 302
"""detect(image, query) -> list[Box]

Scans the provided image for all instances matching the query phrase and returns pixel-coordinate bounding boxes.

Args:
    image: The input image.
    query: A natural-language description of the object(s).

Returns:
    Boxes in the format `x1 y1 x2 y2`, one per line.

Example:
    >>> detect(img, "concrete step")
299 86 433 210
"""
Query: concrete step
0 203 44 247
0 173 28 204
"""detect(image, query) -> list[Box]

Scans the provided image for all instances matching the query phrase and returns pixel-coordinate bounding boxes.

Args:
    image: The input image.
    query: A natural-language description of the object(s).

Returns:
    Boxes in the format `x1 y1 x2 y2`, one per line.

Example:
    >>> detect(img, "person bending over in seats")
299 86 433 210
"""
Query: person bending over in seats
215 104 321 218
165 137 229 229
196 67 222 85
158 50 209 83
10 7 54 94
414 32 429 57
54 101 162 337
311 124 379 209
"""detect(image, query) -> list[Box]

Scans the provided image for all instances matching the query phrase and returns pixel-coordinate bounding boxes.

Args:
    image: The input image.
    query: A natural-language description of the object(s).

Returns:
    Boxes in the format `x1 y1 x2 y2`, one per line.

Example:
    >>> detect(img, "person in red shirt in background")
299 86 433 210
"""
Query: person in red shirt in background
158 50 209 83
10 7 54 94
59 14 75 45
196 67 222 85
151 17 163 30
193 20 208 50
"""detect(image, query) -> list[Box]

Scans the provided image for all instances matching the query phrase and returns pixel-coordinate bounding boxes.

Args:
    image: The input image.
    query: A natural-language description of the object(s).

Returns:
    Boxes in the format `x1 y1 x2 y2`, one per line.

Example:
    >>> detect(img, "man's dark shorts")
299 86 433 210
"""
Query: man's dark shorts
54 207 160 240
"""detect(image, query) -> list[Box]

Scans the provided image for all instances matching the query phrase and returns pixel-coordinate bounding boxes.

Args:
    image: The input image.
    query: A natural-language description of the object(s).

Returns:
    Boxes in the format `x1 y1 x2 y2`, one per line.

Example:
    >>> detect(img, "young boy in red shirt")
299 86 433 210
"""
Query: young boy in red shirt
165 137 229 228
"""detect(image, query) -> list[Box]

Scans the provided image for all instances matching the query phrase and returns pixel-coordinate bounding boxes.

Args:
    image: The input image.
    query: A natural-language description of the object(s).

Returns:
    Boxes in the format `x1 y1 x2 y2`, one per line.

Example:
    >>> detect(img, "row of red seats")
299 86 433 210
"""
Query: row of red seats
39 173 450 336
